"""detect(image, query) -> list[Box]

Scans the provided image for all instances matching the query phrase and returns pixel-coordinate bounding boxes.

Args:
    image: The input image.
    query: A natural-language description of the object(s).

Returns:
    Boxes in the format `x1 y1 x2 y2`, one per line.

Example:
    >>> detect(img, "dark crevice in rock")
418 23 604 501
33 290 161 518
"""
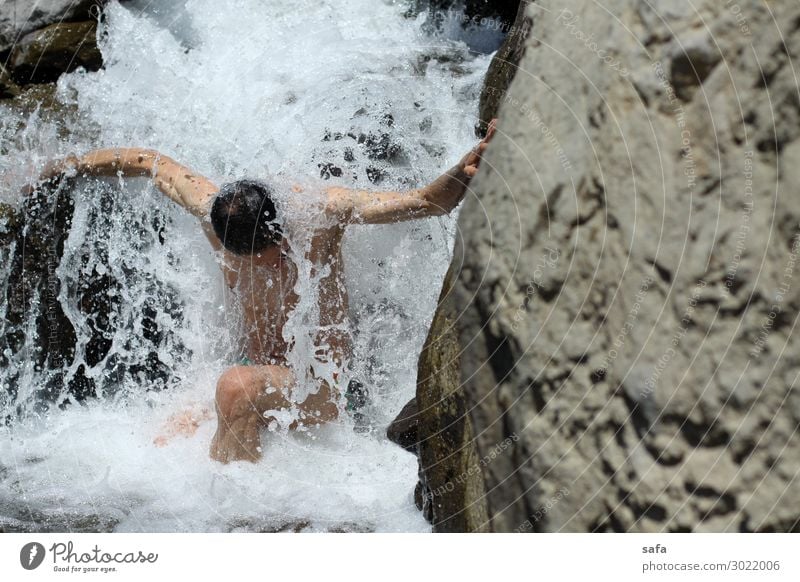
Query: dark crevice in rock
620 388 656 440
759 42 789 89
611 422 627 452
662 414 730 448
731 438 757 465
650 259 672 284
686 483 737 519
590 503 627 532
569 201 602 229
756 516 800 533
628 497 668 524
535 183 563 233
474 298 518 385
590 367 607 384
537 280 563 302
669 42 721 101
600 456 619 479
486 332 517 385
530 379 546 413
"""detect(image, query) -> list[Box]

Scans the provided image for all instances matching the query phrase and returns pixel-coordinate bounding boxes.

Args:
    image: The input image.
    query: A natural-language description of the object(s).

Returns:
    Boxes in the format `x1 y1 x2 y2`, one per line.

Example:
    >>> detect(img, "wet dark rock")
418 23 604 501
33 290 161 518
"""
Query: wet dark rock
413 481 433 522
0 499 120 533
366 166 387 184
318 123 405 185
362 131 401 162
459 0 521 26
2 178 80 408
414 49 469 77
477 0 531 135
11 21 102 84
0 203 20 246
2 178 186 417
388 265 488 531
386 397 420 453
226 518 312 533
318 162 343 179
226 517 374 533
0 0 104 54
0 62 21 98
409 1 522 34
5 83 71 121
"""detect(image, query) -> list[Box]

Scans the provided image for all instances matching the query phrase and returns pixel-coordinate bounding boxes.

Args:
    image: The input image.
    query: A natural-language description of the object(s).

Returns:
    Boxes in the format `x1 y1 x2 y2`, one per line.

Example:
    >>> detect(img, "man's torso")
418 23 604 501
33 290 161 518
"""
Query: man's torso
222 223 351 369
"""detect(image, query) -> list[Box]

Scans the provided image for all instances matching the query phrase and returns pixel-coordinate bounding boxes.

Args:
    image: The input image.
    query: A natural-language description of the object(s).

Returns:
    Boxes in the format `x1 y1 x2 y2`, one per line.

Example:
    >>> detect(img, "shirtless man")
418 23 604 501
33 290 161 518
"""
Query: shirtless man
36 120 496 463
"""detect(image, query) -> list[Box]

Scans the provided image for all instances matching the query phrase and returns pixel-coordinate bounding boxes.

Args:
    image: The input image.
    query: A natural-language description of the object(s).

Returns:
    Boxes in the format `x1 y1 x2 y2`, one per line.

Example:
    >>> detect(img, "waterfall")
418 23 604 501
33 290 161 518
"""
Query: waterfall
0 0 492 532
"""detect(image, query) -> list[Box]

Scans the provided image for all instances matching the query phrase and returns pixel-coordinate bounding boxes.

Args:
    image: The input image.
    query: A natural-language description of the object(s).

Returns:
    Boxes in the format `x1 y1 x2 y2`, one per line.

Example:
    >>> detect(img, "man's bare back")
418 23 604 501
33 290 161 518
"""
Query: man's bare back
35 120 497 463
223 222 348 367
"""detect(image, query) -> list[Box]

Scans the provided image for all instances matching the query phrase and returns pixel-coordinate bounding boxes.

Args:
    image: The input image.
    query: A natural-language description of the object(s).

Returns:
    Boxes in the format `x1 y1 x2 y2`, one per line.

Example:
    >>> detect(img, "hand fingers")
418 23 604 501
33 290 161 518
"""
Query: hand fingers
464 165 477 178
485 118 497 141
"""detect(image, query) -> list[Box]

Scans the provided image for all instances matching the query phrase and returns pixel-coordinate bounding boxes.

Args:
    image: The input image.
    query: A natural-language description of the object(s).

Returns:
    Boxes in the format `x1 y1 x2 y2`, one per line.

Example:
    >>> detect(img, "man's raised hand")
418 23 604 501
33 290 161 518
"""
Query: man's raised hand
462 118 497 179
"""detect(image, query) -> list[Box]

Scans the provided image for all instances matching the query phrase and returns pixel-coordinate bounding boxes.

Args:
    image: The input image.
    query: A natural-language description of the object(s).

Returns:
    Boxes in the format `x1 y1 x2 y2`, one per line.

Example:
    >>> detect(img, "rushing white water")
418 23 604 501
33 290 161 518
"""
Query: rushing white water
0 0 492 531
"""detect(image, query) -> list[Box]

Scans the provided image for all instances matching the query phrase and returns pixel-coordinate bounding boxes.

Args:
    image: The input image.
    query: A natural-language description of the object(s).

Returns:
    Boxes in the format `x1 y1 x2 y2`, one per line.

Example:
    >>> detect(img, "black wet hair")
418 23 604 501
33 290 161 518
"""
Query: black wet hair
210 179 283 255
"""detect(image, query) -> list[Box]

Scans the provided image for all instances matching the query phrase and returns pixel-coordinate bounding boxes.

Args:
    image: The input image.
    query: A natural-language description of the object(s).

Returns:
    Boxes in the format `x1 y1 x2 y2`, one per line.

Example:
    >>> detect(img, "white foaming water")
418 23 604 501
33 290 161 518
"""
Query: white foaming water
0 0 491 531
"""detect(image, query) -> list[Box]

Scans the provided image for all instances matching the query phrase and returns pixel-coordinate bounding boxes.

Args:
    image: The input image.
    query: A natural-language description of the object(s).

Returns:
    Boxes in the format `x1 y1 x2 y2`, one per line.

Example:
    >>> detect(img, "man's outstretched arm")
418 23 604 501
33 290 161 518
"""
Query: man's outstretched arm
39 148 218 217
326 119 496 224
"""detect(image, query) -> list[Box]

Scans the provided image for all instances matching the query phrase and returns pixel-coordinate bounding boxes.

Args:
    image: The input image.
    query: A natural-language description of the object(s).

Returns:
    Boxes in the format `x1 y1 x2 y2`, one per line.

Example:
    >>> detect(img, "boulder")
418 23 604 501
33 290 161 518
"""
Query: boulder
386 397 420 453
11 21 102 84
451 0 800 532
0 0 102 54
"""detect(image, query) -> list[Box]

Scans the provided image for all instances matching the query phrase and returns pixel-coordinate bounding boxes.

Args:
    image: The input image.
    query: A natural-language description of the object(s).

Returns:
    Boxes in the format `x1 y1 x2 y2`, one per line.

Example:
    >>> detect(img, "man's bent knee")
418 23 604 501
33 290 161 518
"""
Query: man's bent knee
215 366 259 419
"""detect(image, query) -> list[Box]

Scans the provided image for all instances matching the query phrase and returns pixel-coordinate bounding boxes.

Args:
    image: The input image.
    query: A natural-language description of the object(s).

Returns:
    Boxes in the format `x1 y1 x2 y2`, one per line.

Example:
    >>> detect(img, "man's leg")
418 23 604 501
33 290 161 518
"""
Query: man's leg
209 364 339 463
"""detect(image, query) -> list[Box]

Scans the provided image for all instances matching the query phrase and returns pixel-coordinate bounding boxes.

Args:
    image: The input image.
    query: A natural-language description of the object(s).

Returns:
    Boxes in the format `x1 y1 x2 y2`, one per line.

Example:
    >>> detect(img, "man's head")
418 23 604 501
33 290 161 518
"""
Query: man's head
210 179 283 255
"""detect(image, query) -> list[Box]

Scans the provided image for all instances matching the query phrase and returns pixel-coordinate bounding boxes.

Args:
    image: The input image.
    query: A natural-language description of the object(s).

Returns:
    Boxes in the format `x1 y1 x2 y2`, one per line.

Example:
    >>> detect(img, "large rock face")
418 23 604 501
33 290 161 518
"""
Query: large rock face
451 0 800 531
